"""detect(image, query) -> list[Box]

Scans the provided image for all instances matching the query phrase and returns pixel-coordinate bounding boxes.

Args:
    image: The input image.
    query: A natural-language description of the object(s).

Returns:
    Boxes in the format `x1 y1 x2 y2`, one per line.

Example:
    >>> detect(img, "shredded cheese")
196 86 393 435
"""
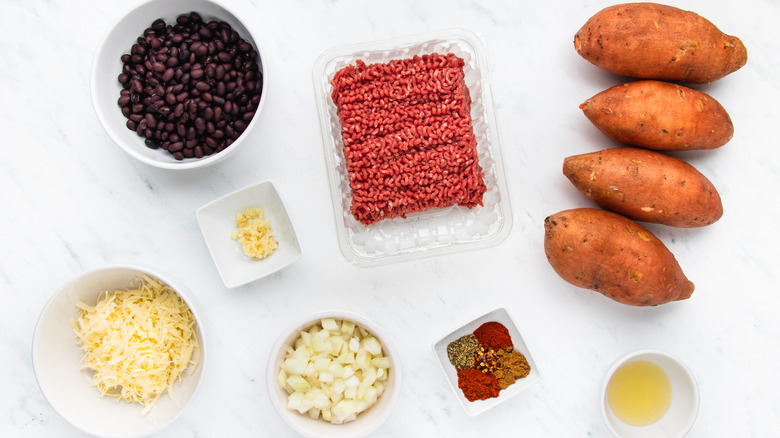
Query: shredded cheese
231 206 278 259
71 275 200 414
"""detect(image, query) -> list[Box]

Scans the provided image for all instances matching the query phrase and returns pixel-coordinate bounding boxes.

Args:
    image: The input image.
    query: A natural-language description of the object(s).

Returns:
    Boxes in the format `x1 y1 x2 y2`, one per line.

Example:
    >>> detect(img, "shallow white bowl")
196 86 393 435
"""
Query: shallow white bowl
91 0 267 169
196 180 302 288
600 350 699 438
432 307 541 416
32 265 208 438
267 310 402 438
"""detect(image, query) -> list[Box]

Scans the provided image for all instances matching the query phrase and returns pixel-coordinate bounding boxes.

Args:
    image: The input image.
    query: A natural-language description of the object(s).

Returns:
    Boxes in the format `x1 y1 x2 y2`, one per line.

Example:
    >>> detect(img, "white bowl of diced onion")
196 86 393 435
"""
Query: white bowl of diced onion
32 265 208 438
267 310 401 438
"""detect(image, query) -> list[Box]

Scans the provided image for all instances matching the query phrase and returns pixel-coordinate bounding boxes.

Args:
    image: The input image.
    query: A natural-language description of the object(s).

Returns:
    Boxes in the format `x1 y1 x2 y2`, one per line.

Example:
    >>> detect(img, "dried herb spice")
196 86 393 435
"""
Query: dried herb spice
446 334 481 370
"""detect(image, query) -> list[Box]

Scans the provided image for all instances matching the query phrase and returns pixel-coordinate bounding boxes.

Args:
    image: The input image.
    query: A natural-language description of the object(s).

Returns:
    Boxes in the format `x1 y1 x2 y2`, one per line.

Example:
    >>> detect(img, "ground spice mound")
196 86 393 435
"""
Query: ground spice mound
457 367 501 401
473 321 513 351
494 348 531 390
330 53 487 226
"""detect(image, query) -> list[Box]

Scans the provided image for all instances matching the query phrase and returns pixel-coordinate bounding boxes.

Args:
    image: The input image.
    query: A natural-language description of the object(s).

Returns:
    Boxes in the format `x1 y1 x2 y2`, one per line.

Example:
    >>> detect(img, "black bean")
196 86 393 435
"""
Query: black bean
161 68 174 82
118 95 130 106
194 44 208 57
195 117 206 133
145 114 157 129
217 51 232 63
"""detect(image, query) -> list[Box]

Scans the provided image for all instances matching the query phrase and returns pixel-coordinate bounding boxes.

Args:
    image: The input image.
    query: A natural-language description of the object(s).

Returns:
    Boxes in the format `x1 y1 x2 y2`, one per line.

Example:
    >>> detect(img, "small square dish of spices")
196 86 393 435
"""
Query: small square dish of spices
196 181 302 288
432 307 541 416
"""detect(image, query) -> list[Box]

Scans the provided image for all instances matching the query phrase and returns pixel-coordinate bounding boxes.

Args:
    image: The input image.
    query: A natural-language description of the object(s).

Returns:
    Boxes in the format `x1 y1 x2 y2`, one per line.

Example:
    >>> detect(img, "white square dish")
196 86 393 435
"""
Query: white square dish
313 28 512 267
432 307 541 416
196 181 302 288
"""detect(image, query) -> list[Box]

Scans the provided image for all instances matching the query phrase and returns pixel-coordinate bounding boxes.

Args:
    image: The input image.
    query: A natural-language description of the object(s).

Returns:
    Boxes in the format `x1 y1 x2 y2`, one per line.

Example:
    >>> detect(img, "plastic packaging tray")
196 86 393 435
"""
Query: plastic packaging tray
313 28 512 267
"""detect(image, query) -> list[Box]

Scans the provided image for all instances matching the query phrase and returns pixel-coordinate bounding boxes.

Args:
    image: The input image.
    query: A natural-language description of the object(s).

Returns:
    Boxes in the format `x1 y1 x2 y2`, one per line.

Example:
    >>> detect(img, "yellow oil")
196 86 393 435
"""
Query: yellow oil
607 360 673 427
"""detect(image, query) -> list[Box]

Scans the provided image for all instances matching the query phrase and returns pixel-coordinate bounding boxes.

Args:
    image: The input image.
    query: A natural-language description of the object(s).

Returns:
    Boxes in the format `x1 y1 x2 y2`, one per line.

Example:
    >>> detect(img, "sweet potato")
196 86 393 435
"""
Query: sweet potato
563 147 723 227
574 3 747 83
544 208 694 306
580 80 733 151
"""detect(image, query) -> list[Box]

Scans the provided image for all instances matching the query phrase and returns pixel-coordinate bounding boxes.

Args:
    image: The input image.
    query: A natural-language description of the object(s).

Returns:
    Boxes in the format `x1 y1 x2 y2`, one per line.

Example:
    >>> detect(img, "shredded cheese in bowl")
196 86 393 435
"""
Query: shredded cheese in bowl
71 275 200 414
232 206 278 259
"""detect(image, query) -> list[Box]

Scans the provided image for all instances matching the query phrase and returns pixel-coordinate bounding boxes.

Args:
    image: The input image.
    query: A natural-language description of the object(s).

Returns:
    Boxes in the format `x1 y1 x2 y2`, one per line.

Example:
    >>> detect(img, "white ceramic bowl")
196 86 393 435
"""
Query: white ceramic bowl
267 310 402 438
600 350 699 438
196 180 302 288
432 307 541 416
32 265 208 438
91 0 267 169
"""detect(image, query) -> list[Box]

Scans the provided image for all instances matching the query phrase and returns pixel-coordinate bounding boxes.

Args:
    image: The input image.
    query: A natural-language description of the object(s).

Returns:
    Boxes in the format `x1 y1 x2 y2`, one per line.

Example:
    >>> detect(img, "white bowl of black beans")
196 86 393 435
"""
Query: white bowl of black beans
91 0 266 169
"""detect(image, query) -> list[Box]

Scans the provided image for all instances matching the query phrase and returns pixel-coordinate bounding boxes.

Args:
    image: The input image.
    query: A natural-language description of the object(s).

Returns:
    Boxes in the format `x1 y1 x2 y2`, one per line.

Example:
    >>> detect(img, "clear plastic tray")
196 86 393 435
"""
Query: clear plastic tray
313 29 512 267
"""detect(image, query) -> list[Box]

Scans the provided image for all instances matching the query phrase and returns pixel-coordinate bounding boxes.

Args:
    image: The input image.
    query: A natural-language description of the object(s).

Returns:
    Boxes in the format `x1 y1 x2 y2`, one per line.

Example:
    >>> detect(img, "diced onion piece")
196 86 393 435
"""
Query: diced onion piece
321 318 339 331
287 375 310 392
318 371 334 384
341 320 355 335
283 358 307 375
362 336 382 356
371 356 391 369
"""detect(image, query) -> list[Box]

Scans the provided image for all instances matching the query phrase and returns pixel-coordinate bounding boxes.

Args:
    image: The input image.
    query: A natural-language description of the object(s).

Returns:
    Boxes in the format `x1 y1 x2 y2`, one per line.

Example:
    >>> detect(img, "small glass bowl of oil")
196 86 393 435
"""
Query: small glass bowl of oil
600 350 699 438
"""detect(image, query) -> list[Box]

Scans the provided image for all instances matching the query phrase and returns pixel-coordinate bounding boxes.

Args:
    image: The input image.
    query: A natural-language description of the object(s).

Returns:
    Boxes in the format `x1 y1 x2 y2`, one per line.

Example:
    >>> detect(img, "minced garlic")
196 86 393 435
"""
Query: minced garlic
232 206 278 259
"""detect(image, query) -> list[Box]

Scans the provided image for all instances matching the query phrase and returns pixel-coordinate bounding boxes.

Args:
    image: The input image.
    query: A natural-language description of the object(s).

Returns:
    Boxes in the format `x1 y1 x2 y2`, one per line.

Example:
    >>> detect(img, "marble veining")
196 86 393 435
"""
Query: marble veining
2 0 780 436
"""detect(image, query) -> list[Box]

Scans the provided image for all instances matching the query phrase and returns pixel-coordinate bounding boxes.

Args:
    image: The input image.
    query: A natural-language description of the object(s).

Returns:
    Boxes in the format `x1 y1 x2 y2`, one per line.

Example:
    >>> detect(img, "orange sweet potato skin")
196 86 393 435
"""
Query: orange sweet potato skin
563 147 723 228
544 208 694 306
574 3 747 83
580 80 733 151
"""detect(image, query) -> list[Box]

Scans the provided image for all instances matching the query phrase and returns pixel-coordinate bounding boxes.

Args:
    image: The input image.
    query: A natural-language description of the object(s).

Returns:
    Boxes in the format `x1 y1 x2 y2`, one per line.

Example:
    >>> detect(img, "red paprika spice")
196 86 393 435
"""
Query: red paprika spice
457 367 501 401
473 321 513 351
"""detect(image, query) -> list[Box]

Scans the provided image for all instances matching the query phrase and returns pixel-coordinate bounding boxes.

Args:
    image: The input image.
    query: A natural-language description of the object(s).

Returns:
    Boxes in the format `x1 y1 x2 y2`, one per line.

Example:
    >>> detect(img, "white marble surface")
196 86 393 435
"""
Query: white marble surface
3 0 779 436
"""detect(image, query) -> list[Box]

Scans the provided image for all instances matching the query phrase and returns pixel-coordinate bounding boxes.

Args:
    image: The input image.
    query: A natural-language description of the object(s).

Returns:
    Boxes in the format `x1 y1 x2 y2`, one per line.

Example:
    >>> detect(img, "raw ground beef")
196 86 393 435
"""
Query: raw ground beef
330 53 487 226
